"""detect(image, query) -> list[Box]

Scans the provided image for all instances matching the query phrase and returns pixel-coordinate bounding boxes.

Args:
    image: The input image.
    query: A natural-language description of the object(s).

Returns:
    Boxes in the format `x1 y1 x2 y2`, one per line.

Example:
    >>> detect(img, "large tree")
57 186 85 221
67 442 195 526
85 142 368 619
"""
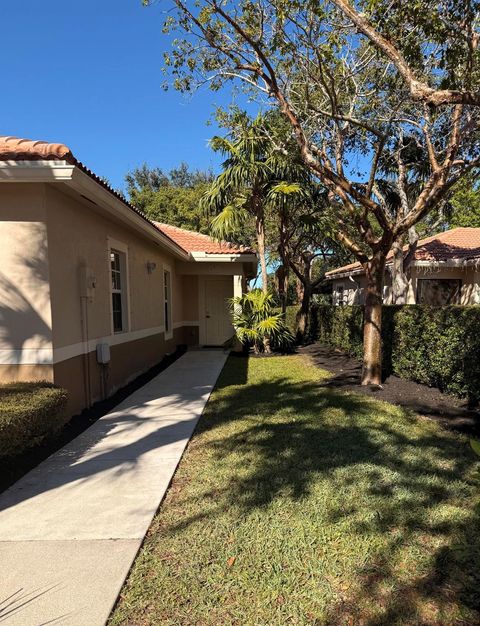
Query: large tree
449 175 480 228
202 114 274 293
125 163 213 233
148 0 480 385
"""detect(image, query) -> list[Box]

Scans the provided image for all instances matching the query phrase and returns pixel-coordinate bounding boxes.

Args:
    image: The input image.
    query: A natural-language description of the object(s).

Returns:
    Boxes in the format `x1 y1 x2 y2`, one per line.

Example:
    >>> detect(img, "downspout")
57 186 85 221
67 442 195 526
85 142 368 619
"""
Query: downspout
79 264 93 408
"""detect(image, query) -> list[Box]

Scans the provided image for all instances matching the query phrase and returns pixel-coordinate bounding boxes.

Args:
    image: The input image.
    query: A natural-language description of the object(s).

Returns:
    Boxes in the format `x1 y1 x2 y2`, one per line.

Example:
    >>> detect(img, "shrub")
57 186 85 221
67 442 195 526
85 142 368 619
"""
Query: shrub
315 305 480 403
315 305 364 359
0 381 69 459
284 305 299 333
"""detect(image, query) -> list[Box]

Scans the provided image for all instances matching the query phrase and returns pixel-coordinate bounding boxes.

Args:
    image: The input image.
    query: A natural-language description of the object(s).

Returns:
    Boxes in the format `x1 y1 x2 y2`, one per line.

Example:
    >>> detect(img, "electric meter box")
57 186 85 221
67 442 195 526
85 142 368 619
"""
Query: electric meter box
96 343 111 364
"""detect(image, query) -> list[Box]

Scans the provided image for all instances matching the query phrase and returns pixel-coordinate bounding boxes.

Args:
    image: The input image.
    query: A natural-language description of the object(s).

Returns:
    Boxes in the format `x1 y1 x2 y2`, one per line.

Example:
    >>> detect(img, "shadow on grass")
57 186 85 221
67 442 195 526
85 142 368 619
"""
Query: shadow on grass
168 356 480 625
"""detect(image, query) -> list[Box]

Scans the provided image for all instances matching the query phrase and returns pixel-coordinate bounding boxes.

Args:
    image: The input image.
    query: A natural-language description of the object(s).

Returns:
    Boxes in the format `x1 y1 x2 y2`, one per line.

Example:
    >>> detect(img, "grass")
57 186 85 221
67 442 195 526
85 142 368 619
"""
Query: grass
109 355 480 626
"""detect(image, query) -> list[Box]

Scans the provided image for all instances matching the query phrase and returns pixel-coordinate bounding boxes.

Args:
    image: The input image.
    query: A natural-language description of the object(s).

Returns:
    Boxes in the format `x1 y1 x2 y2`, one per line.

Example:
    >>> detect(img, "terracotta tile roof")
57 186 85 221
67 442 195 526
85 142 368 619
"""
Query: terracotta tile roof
154 222 254 255
0 136 73 161
326 227 480 277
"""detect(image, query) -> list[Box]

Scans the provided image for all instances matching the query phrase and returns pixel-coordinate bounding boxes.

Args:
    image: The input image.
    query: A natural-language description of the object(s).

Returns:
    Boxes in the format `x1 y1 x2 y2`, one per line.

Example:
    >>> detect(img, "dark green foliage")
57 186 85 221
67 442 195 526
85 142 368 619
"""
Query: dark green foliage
125 163 214 233
315 305 480 402
449 175 480 229
0 382 68 459
283 305 299 333
314 305 364 360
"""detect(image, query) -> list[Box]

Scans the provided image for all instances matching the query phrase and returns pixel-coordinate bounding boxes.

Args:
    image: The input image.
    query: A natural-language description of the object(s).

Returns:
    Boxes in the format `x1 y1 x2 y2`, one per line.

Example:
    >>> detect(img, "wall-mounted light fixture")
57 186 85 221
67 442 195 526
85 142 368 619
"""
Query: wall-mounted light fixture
146 261 157 274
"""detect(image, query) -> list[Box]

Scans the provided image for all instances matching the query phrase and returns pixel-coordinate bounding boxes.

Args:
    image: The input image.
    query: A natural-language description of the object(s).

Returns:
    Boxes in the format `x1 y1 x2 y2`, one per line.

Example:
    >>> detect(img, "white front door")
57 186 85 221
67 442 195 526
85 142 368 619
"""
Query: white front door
204 278 233 346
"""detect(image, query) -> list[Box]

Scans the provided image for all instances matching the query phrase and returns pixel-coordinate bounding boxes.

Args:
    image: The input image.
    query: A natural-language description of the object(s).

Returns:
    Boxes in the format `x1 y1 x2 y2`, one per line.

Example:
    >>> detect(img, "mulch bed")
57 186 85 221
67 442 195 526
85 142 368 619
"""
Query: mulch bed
300 343 480 437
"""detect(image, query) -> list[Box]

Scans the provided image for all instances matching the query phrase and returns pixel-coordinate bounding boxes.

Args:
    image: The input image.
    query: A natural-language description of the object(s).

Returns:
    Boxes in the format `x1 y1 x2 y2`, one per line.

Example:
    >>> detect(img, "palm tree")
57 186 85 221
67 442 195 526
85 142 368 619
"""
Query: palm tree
230 289 294 354
202 114 273 294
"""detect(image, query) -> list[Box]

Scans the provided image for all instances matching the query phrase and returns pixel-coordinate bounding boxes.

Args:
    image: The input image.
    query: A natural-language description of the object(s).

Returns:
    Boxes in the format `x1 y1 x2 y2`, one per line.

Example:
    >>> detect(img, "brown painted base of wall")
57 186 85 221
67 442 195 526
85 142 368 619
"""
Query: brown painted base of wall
177 325 199 346
58 326 200 415
1 326 200 416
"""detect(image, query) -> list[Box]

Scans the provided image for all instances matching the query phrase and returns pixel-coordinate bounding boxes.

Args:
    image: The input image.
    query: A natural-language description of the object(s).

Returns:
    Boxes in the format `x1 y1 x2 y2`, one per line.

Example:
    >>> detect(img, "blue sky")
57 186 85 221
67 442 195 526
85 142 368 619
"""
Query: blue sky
1 1 242 191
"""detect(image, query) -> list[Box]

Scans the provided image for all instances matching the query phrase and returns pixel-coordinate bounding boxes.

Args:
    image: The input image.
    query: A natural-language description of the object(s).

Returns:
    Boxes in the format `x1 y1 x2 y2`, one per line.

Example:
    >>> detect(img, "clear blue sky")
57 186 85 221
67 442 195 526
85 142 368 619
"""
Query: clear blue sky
1 1 242 191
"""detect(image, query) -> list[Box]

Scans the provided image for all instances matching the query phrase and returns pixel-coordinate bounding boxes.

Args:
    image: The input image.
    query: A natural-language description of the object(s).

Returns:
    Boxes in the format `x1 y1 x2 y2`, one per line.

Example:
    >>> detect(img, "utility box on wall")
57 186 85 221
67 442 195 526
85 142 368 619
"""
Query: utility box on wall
79 264 97 301
96 343 111 364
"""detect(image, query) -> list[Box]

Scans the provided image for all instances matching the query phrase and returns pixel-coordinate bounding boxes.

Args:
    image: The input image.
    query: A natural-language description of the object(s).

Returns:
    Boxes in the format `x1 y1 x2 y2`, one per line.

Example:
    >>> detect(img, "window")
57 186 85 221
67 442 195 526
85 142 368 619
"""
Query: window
416 278 461 305
110 249 128 332
336 284 345 306
164 267 172 338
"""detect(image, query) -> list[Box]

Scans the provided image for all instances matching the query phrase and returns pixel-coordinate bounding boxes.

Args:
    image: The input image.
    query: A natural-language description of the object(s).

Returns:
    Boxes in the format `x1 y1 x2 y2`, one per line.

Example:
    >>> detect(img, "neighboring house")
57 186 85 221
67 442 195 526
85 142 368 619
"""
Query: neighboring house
0 136 257 414
326 227 480 306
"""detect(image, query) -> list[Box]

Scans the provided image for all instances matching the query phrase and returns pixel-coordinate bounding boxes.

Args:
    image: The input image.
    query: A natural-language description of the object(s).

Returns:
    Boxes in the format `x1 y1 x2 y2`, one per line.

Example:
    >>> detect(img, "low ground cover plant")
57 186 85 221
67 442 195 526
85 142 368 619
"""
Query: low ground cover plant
0 381 68 459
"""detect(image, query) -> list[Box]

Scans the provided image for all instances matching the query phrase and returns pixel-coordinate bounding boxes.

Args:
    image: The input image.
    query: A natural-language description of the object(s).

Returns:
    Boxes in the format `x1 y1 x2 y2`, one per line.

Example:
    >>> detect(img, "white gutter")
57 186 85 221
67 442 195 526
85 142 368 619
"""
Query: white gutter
190 251 258 263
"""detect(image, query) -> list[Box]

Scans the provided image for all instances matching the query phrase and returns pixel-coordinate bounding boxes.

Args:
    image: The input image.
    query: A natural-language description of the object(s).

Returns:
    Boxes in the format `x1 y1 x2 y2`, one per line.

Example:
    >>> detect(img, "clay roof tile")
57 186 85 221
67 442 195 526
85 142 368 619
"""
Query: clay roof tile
153 222 254 255
0 135 256 259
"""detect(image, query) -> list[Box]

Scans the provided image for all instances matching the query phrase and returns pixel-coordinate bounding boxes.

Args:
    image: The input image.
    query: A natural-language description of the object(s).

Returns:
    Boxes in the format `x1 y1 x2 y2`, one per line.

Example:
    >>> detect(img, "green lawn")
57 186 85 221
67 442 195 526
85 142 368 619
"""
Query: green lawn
110 355 480 626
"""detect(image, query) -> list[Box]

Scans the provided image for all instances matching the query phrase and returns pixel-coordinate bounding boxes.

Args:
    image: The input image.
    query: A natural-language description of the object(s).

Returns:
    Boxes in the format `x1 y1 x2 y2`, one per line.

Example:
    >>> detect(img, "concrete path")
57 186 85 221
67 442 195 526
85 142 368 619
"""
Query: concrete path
0 350 227 626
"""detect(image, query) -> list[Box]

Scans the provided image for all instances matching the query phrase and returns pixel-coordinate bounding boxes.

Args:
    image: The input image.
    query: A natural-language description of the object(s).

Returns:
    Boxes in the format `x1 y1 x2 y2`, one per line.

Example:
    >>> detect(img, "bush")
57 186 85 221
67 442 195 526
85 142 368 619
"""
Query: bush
315 305 480 403
284 305 299 333
314 305 364 359
0 381 69 459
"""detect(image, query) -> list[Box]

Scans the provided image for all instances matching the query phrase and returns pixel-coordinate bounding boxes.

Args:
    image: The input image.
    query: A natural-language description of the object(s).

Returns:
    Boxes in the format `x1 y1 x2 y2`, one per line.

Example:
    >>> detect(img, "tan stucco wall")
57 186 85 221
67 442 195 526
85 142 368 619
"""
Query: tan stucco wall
45 184 182 349
53 326 185 415
409 266 479 304
0 184 53 365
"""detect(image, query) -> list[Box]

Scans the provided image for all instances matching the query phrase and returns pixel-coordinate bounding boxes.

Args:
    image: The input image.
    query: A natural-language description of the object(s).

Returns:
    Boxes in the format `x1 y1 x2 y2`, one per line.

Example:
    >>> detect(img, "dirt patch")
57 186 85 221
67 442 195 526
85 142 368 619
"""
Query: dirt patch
300 343 480 437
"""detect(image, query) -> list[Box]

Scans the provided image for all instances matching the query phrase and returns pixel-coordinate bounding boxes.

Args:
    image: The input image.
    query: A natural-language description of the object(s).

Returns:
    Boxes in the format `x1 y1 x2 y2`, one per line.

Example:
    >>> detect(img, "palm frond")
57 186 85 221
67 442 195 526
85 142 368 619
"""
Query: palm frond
209 197 249 239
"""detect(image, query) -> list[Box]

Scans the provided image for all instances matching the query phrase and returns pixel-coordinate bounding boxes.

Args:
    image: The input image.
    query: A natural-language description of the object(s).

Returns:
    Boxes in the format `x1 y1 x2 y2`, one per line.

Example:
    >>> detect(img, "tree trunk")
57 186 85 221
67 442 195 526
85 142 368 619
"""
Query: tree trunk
391 228 418 304
255 208 271 353
296 276 304 304
275 264 289 315
362 253 386 386
294 255 313 343
295 284 312 343
256 213 268 295
391 236 409 304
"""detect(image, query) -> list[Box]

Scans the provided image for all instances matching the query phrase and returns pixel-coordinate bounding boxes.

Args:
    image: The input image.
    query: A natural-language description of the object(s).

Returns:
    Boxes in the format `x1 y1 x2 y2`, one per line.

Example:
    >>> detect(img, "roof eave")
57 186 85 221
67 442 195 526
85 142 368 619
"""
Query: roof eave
189 251 258 262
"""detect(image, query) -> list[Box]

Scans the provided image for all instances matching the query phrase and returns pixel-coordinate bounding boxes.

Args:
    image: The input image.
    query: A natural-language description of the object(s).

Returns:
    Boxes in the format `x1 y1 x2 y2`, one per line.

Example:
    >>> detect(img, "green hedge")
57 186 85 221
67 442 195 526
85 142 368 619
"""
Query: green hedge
284 305 299 333
314 305 480 402
0 382 69 459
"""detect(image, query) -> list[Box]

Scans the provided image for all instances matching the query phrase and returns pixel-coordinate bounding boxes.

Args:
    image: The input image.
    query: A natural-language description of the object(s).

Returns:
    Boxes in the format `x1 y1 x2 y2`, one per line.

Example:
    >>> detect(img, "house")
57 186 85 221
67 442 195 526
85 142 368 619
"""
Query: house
0 136 257 414
325 227 480 306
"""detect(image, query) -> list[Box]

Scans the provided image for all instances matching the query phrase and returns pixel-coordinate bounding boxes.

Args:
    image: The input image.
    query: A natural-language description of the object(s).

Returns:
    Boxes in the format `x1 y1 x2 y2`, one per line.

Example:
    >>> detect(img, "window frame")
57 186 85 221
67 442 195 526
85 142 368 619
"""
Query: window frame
163 263 173 340
107 238 130 335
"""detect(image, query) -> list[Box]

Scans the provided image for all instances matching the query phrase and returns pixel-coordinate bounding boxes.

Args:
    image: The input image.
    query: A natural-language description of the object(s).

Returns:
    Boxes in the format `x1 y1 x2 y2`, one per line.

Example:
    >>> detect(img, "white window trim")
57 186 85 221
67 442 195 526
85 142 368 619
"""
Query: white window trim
163 263 173 340
107 237 131 335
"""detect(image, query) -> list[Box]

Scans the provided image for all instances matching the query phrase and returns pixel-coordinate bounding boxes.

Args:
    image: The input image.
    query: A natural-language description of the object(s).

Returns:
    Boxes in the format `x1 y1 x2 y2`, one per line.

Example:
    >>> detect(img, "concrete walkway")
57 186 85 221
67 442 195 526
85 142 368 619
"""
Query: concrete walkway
0 350 227 626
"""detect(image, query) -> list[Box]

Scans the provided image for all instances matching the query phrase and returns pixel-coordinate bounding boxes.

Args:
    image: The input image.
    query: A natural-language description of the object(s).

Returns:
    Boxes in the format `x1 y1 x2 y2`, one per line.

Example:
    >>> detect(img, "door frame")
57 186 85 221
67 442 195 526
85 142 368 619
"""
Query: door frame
198 275 233 346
